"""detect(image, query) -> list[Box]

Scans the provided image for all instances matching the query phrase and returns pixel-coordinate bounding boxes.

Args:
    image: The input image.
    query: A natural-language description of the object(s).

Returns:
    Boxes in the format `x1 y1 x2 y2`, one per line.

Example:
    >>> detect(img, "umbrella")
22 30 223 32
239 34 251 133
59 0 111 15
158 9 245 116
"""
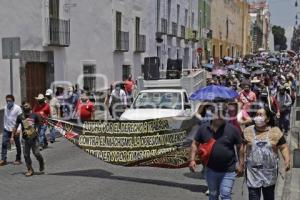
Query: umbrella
287 50 296 57
226 65 236 70
268 58 279 63
212 68 227 76
238 67 250 75
224 56 233 61
203 63 214 70
252 69 265 75
190 85 239 102
246 63 262 68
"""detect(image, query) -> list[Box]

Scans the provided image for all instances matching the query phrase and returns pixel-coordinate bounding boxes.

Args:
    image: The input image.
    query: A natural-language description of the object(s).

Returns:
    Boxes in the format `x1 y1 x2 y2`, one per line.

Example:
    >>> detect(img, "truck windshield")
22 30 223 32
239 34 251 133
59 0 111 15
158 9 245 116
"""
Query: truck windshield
132 92 182 110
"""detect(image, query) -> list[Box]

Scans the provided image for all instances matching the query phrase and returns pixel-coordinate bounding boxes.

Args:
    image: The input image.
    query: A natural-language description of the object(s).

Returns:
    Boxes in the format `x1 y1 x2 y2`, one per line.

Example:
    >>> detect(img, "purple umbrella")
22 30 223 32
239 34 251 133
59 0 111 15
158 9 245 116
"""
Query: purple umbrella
212 68 227 76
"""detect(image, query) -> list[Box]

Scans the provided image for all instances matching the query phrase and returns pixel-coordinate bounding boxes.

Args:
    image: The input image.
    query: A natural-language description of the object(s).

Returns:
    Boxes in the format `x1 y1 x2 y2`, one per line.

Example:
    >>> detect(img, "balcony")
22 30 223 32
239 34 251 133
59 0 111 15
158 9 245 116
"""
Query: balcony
115 31 129 52
167 22 177 37
179 26 185 39
160 18 168 34
135 34 146 52
47 18 70 47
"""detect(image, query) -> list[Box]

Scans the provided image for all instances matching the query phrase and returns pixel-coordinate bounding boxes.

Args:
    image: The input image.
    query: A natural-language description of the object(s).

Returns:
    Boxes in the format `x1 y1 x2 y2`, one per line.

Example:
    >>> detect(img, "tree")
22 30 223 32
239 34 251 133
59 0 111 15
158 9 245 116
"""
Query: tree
272 25 287 51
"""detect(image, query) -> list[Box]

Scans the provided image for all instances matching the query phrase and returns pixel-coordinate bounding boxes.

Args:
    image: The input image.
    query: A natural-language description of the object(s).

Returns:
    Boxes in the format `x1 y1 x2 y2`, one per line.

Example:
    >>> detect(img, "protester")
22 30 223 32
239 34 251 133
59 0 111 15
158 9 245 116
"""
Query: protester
75 92 95 123
33 94 51 150
109 82 127 119
238 79 257 113
45 89 61 143
14 102 45 177
124 74 135 104
189 103 244 200
241 107 290 200
0 95 23 166
276 85 292 134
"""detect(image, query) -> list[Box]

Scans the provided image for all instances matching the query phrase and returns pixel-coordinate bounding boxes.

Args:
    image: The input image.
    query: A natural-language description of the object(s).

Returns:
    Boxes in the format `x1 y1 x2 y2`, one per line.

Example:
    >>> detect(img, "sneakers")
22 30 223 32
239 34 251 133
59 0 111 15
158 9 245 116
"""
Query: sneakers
205 189 210 196
0 160 7 166
13 160 22 165
25 168 34 177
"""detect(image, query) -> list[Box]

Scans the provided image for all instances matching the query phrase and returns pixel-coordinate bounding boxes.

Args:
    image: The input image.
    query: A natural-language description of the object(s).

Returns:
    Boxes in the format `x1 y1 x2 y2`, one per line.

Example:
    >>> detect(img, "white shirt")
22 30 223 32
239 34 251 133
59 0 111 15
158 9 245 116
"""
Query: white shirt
109 89 127 106
4 104 22 132
49 97 60 118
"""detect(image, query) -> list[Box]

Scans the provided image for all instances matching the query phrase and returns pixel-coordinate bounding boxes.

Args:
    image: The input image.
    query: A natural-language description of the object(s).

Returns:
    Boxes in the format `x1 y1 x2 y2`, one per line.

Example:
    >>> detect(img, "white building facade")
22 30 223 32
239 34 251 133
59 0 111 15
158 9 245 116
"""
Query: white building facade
0 0 198 110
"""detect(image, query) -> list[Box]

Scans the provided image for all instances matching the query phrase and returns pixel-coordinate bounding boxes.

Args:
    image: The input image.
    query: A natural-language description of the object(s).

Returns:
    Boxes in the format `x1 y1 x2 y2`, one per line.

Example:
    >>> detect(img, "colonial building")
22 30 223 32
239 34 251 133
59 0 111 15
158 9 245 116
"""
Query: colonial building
210 0 250 61
249 0 271 52
0 0 199 108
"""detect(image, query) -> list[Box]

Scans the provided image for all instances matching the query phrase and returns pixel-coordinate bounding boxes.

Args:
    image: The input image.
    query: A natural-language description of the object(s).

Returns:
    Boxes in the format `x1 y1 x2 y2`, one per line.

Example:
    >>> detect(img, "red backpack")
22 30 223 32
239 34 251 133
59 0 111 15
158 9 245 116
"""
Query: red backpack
198 138 216 166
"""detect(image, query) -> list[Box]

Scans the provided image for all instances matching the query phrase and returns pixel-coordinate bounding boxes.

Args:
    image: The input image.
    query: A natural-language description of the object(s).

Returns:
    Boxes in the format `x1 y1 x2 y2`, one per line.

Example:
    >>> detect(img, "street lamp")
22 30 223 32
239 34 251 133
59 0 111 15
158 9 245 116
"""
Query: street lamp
296 0 298 7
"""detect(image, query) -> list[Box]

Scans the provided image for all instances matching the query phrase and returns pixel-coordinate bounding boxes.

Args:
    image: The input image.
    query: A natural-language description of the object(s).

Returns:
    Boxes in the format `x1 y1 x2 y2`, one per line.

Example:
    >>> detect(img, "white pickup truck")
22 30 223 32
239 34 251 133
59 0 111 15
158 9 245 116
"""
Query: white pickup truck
120 89 192 120
120 69 207 121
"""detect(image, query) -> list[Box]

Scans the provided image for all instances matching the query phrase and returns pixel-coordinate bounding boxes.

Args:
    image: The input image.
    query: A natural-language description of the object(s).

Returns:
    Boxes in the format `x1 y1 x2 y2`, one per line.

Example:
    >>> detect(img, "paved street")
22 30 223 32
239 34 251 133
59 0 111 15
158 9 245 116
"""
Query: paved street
0 136 247 200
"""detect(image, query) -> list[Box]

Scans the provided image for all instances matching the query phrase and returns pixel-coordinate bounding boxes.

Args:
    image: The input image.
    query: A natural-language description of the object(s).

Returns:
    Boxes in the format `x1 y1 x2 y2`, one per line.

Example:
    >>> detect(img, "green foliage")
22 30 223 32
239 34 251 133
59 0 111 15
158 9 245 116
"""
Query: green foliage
272 25 287 50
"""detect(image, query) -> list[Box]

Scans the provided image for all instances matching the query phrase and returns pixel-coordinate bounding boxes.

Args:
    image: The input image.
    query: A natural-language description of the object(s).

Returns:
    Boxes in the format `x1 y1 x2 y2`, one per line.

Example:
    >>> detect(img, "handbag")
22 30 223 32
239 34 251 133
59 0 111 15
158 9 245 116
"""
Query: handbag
198 138 216 166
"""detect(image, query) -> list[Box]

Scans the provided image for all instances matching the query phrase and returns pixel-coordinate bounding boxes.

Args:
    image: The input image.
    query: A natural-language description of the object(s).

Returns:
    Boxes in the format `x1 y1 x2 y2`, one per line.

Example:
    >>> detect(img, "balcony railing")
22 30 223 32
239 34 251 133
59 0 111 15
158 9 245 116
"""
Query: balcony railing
170 22 177 36
160 18 168 34
180 26 185 39
116 31 129 52
48 18 70 47
135 34 146 52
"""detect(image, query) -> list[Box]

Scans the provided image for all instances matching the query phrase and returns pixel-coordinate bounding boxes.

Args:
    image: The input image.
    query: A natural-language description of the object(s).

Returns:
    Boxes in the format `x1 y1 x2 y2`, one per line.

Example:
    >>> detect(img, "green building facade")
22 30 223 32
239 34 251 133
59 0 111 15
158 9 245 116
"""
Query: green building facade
198 0 212 63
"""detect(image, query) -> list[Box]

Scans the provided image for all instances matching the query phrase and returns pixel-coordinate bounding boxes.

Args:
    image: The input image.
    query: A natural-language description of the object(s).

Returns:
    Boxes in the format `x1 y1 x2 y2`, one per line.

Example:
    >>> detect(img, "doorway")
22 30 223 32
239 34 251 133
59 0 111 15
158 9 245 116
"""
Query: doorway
25 62 47 107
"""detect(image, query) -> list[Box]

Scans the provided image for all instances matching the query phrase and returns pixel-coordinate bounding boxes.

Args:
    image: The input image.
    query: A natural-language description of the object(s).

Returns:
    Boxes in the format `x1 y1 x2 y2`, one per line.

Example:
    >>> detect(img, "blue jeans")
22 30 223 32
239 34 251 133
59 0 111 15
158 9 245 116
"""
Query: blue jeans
49 126 56 142
1 129 22 161
38 125 48 147
206 168 236 200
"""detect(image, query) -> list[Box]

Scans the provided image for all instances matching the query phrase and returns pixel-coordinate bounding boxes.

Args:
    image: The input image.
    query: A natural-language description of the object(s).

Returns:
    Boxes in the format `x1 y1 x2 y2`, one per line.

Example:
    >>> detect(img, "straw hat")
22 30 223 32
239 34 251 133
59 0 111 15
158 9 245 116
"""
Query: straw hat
251 77 261 83
35 94 45 100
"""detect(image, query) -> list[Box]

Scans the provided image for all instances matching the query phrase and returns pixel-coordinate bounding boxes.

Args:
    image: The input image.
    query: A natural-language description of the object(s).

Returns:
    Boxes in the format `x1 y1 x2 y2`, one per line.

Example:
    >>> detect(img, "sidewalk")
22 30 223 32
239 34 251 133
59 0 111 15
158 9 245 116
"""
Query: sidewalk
281 129 300 200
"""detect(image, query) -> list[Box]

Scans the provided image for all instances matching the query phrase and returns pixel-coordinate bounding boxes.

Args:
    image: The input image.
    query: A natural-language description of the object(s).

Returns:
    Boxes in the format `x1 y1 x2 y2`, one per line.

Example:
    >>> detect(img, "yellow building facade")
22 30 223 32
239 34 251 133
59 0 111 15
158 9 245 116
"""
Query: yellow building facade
211 0 251 60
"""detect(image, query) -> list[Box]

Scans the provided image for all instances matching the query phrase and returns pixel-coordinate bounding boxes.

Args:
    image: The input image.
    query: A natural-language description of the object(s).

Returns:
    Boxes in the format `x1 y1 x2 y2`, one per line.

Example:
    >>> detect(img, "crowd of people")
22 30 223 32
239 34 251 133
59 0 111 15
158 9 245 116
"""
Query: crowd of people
0 75 135 176
189 52 298 200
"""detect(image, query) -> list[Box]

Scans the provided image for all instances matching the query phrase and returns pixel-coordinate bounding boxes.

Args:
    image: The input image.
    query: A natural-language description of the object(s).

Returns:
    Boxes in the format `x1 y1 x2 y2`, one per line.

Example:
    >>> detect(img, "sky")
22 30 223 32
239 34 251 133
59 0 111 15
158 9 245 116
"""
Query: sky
268 0 298 48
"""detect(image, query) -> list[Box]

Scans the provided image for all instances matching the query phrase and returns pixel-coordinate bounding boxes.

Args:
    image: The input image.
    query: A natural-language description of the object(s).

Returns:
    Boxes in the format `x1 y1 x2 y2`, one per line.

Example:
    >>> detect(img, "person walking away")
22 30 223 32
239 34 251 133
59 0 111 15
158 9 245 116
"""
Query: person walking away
13 102 45 177
45 89 61 143
276 86 292 135
33 94 51 150
75 93 95 123
241 107 290 200
0 95 23 166
109 82 127 119
189 103 244 200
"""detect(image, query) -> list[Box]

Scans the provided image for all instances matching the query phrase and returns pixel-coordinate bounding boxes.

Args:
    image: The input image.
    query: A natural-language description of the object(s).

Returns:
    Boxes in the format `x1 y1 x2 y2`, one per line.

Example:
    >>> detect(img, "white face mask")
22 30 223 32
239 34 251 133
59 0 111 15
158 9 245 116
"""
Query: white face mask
254 116 266 128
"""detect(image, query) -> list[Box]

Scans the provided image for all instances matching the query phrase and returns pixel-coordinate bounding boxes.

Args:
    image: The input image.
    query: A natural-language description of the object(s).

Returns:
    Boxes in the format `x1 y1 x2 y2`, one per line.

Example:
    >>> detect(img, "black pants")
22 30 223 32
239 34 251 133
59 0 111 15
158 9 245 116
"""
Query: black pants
248 185 275 200
23 137 44 169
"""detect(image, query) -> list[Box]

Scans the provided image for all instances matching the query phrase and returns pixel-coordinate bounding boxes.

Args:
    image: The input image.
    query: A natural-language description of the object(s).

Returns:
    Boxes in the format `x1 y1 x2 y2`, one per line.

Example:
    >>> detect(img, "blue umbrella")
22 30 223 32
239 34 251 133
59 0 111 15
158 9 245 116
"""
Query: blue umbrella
203 63 214 70
226 65 236 70
238 67 250 75
190 85 239 102
268 58 279 63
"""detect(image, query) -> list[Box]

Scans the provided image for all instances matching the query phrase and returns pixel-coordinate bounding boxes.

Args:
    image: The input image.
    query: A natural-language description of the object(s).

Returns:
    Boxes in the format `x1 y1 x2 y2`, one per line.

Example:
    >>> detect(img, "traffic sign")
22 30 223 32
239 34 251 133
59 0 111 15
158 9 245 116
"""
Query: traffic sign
2 37 20 59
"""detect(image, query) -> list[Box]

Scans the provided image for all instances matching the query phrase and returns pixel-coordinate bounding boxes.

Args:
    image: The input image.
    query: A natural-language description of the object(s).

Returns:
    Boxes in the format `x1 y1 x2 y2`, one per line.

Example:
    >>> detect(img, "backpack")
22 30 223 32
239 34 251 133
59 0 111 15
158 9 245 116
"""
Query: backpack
198 138 216 166
21 115 38 139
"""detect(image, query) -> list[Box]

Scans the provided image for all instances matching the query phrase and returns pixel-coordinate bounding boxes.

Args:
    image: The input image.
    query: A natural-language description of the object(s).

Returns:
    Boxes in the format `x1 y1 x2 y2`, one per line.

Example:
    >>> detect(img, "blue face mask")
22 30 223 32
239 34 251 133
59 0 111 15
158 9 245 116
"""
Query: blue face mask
7 102 14 109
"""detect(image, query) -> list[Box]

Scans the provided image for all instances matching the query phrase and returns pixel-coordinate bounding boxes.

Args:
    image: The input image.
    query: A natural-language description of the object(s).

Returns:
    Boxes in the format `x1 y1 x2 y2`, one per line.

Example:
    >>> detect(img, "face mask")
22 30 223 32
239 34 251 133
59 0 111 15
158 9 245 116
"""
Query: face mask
254 116 266 128
23 108 31 114
38 100 45 104
81 98 88 103
244 88 250 93
116 87 120 91
7 102 14 109
205 110 214 120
